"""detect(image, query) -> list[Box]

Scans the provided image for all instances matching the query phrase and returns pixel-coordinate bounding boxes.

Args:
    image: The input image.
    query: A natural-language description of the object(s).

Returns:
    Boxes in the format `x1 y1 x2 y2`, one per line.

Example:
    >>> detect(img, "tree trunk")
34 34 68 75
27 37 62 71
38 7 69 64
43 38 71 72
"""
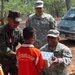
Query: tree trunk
1 0 4 25
66 0 71 11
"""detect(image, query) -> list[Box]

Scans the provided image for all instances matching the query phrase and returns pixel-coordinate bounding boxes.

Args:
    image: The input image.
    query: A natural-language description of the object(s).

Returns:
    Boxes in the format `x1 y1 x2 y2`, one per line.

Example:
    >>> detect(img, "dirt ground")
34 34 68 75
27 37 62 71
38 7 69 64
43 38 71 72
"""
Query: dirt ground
17 18 75 75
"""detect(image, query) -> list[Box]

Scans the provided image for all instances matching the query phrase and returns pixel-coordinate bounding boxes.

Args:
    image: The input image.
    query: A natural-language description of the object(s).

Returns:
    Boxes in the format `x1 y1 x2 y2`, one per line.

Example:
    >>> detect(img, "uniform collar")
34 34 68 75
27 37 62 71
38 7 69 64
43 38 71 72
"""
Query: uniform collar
35 13 45 18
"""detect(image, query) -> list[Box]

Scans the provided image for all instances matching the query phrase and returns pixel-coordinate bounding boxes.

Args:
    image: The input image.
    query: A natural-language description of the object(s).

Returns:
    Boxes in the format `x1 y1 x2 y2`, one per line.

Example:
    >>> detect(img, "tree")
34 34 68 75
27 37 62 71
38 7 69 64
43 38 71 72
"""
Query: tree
66 0 71 11
5 0 9 2
1 0 4 25
48 0 66 17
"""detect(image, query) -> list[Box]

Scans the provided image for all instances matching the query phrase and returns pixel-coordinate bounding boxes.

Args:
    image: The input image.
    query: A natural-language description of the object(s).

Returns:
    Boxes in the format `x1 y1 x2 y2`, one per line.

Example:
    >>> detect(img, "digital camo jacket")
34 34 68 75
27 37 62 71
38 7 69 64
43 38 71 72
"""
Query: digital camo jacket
25 13 56 48
40 42 72 75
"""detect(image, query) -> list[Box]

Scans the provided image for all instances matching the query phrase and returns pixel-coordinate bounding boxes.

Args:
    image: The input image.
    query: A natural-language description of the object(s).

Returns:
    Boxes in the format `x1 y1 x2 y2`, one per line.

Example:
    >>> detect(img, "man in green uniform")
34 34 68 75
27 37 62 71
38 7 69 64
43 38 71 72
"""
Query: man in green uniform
0 10 24 75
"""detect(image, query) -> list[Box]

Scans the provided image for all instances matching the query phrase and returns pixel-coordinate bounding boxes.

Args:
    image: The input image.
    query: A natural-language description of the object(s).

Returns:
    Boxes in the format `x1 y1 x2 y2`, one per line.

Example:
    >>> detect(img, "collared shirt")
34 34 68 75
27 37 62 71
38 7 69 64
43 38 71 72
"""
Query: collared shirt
16 44 44 75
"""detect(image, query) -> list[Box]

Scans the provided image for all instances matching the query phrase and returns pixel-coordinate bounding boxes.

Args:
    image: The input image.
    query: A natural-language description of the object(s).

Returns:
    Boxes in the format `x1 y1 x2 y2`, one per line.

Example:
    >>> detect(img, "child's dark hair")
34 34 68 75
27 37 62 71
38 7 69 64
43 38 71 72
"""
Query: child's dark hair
23 26 36 39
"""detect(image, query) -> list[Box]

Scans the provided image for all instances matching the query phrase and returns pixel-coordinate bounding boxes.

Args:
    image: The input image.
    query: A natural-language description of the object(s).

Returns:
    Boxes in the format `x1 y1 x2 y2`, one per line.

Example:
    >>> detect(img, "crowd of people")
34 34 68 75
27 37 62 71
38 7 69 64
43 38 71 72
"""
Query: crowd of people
0 0 72 75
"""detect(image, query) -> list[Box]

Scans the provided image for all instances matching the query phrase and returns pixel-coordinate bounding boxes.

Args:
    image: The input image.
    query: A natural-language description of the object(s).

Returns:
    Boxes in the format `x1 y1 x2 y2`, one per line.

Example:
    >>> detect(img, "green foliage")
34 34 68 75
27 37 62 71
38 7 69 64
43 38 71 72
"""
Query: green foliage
0 0 75 18
50 0 66 17
71 0 75 7
44 0 66 17
3 0 35 17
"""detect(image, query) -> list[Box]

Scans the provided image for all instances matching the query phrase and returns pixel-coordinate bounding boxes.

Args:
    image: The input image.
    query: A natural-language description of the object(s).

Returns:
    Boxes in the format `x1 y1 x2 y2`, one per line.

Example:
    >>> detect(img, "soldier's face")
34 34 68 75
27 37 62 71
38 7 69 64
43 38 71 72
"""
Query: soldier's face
47 36 58 46
35 7 44 16
8 18 20 30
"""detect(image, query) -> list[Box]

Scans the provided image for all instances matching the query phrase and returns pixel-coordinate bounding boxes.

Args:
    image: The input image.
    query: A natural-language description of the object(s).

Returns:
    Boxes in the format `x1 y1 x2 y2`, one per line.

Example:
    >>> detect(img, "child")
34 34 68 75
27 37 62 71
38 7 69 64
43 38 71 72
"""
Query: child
16 26 44 75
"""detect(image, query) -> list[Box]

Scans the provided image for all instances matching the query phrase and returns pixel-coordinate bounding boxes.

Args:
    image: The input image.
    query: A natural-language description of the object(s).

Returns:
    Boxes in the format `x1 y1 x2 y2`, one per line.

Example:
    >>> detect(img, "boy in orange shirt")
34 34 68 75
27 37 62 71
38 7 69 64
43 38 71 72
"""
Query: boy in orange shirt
16 26 44 75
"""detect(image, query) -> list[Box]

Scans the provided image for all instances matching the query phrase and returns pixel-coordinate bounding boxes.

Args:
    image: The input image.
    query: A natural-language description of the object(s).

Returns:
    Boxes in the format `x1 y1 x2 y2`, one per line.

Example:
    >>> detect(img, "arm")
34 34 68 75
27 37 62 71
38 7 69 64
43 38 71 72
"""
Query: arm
0 33 16 55
58 48 72 67
51 47 72 67
36 53 44 71
17 27 24 44
49 15 57 29
25 18 31 27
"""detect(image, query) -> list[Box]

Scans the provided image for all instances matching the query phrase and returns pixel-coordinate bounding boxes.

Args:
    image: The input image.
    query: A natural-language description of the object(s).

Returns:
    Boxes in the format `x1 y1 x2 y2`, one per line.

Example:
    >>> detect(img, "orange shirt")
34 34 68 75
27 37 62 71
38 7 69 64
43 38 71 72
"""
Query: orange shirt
16 44 44 75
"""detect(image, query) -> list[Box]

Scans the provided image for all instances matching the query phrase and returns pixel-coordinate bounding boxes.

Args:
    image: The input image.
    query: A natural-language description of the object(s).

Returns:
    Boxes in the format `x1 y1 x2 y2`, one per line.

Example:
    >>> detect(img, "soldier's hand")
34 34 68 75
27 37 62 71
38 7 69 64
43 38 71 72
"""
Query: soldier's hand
50 56 58 65
6 51 16 57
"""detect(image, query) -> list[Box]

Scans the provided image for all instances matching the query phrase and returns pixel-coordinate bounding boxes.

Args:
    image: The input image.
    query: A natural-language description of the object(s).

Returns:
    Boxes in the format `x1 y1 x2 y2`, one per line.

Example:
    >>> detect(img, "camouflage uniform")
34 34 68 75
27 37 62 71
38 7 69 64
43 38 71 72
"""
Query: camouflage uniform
25 13 56 48
40 42 72 75
0 24 24 75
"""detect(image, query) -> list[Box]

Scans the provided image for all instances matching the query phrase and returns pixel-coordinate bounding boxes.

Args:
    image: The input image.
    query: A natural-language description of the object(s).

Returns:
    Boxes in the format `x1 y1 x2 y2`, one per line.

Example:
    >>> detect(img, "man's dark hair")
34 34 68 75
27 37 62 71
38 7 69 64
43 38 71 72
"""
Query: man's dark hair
23 26 36 39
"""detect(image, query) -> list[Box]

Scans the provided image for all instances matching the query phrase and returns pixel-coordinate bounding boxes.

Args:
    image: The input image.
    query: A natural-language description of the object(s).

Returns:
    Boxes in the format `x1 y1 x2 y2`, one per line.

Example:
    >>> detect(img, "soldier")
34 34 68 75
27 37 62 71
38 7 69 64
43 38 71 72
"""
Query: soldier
25 0 56 48
0 10 24 75
40 29 72 75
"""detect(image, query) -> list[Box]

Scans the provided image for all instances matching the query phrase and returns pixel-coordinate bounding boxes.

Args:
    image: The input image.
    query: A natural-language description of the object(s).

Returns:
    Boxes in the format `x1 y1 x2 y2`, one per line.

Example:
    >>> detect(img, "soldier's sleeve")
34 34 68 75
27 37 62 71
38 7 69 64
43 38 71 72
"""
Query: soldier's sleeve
25 18 31 27
17 27 24 44
58 47 72 67
0 33 15 55
49 15 57 29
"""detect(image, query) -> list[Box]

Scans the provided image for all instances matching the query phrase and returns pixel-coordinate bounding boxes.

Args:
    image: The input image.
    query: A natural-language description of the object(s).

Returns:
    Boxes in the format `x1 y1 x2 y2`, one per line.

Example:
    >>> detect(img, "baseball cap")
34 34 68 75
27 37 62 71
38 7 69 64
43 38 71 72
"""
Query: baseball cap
47 29 60 37
8 10 22 22
35 0 44 8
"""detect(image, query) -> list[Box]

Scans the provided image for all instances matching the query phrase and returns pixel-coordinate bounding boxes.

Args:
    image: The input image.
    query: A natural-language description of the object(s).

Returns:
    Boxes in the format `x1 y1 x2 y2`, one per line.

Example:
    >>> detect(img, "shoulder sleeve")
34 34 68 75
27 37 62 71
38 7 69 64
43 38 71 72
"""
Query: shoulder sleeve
25 13 35 27
58 46 72 67
48 14 57 29
17 27 24 44
0 30 15 54
35 50 44 71
25 18 31 27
